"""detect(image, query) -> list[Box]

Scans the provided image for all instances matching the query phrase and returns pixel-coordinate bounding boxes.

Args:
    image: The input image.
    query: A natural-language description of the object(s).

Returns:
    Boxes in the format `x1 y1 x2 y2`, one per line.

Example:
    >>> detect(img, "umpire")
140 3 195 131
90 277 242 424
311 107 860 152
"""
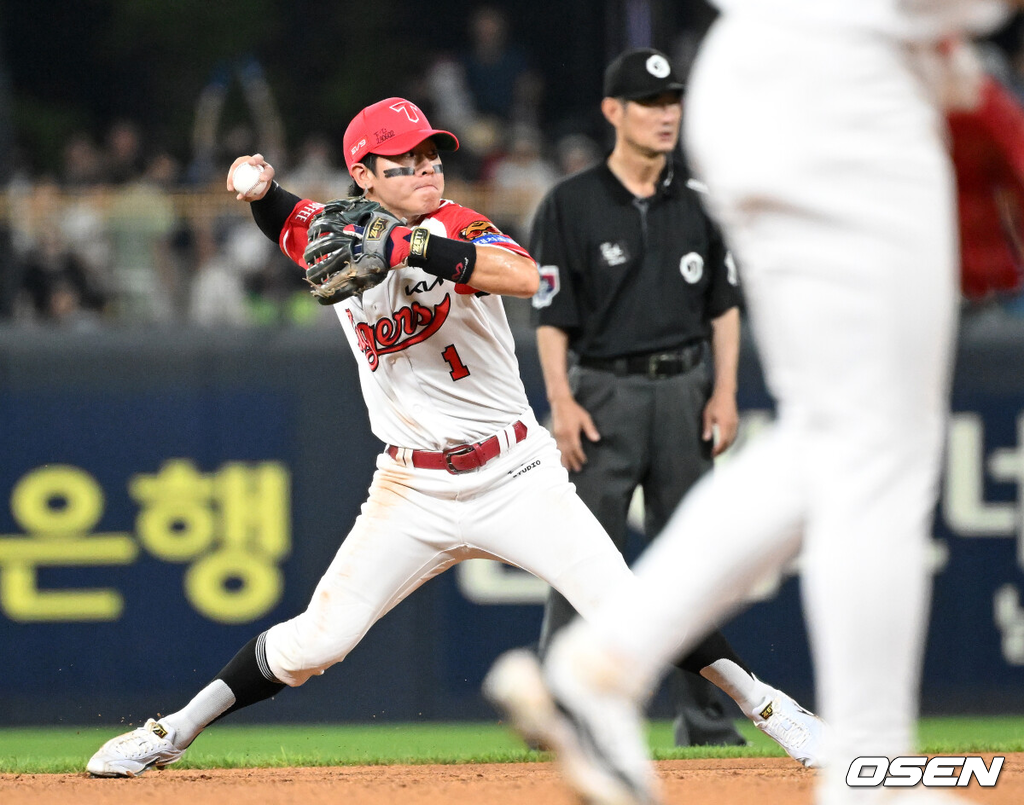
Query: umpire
531 48 745 746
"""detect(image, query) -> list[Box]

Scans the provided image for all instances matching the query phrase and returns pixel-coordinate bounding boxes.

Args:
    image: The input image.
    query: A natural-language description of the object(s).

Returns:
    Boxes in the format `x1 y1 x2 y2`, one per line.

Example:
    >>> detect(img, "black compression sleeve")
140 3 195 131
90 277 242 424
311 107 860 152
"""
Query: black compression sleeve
250 182 302 244
406 228 477 284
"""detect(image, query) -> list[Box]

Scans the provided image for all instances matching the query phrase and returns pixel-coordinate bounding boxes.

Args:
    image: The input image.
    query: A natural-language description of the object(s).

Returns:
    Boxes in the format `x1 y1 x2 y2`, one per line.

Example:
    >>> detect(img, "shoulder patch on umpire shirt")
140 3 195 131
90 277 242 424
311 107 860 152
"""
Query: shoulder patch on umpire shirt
533 265 560 308
725 251 739 286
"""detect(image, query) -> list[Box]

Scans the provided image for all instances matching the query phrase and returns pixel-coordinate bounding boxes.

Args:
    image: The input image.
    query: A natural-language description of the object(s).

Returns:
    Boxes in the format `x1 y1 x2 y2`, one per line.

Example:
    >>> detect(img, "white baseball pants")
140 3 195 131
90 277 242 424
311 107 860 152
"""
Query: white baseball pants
264 408 634 687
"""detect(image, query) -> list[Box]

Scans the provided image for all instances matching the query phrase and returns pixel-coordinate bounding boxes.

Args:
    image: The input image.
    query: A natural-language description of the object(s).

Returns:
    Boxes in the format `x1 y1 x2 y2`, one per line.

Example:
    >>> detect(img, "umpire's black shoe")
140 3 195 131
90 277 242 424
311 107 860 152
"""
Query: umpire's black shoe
673 712 748 748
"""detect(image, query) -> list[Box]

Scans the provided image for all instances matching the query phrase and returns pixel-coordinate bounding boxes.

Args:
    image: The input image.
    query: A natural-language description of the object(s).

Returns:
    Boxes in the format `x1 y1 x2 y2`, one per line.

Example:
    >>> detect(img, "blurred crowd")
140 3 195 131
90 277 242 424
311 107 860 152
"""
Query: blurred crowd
1 6 608 331
7 4 1024 331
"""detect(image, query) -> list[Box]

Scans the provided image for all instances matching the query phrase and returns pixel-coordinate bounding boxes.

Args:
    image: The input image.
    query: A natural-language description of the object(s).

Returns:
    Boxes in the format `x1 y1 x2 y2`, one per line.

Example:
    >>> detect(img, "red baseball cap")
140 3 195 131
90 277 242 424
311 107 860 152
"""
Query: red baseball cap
343 97 459 172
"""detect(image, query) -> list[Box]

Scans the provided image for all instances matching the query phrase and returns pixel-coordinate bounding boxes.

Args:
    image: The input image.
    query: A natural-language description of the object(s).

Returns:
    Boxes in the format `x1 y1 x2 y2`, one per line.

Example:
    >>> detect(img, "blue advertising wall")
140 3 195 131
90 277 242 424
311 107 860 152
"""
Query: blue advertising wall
2 317 1023 726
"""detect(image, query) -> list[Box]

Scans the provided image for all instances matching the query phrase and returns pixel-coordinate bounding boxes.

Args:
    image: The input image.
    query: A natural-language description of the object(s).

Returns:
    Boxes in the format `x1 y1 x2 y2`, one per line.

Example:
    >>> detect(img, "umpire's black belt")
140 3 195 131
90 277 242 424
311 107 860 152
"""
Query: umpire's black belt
578 343 704 379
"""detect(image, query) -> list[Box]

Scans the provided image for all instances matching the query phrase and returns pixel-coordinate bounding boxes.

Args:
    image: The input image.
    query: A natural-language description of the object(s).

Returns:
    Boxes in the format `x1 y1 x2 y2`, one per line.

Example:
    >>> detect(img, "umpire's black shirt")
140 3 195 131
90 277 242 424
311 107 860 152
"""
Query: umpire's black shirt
530 152 740 359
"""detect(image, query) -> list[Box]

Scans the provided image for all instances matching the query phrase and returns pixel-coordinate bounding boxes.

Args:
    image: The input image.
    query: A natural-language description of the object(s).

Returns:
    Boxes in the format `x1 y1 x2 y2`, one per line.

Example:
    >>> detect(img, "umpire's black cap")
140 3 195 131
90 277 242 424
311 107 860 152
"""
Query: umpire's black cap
603 48 685 100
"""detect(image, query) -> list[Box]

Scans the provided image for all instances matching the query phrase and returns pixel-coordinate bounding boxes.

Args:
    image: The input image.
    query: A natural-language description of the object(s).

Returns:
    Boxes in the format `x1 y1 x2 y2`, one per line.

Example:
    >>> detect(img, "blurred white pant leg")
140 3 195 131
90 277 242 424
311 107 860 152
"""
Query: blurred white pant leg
586 422 806 689
584 14 957 795
688 15 957 797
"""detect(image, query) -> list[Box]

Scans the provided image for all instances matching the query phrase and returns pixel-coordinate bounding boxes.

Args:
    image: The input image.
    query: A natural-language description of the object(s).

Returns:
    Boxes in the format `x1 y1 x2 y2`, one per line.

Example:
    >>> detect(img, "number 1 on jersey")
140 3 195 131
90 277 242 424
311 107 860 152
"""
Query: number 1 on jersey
442 344 470 381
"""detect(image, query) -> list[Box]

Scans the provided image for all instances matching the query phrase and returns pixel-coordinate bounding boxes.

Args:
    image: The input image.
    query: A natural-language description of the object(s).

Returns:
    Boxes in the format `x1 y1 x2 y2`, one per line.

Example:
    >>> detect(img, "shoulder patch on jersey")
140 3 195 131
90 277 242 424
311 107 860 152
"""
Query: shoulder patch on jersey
533 265 560 309
460 220 500 241
471 233 518 248
686 178 709 194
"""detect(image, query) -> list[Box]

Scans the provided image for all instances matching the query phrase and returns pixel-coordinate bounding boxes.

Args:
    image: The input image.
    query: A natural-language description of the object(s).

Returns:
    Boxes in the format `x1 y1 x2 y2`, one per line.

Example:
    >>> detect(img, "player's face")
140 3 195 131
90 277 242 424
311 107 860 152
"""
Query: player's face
619 93 682 156
364 140 445 221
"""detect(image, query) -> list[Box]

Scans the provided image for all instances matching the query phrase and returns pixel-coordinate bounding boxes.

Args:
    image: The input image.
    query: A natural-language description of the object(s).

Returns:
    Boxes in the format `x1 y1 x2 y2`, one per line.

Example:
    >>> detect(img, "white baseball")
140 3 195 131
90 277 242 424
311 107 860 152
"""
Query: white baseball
232 162 268 198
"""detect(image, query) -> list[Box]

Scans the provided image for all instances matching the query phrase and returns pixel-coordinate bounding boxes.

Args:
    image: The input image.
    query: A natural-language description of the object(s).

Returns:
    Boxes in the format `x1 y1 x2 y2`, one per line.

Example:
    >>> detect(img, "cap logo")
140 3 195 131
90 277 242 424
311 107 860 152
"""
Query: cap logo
389 100 422 123
350 137 366 156
646 54 670 78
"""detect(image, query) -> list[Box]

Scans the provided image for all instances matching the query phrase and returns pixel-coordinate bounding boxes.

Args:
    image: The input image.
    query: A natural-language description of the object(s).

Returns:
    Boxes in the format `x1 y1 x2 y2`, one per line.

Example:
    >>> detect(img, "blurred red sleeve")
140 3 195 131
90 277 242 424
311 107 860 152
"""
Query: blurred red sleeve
948 76 1024 300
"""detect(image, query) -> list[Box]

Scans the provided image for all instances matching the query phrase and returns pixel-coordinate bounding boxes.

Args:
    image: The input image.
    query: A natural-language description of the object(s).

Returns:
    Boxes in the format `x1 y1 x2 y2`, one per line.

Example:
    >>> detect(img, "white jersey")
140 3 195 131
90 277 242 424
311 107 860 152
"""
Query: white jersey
326 200 532 450
709 0 1010 40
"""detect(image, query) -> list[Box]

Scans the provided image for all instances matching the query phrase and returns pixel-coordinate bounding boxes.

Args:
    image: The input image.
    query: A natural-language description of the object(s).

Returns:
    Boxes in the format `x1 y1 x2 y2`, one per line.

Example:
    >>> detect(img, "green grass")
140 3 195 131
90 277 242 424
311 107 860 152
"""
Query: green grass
1 717 1021 775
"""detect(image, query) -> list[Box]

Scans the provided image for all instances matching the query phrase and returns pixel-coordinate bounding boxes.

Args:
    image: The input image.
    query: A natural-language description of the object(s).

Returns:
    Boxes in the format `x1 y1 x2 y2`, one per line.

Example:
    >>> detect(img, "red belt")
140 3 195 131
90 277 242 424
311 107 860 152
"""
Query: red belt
387 420 528 474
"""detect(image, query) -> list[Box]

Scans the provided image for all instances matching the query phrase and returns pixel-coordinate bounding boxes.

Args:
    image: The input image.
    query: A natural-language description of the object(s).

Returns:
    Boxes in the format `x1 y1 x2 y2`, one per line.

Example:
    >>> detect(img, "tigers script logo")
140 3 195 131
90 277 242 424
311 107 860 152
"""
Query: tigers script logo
346 294 452 371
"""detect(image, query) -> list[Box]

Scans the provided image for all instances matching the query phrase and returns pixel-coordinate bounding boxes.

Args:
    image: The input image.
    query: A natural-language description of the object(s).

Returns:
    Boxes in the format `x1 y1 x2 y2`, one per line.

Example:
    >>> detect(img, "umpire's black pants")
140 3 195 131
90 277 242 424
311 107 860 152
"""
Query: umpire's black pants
538 357 745 746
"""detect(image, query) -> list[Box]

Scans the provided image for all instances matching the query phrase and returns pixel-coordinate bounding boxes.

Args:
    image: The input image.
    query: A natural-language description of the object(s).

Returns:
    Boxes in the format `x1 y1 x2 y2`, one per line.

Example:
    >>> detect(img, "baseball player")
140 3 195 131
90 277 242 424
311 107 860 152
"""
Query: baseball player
86 97 821 777
484 3 1016 805
532 47 749 749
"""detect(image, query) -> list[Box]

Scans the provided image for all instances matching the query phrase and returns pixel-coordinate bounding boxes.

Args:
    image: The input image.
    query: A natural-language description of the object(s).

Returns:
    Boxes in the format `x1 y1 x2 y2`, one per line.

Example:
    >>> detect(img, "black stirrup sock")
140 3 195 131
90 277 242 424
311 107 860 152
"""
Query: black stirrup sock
214 631 286 717
674 629 753 677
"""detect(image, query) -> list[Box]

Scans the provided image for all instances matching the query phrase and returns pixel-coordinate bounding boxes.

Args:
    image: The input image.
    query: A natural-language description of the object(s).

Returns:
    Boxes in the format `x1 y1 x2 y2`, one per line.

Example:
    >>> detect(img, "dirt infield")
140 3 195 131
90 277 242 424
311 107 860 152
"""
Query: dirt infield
2 755 1021 804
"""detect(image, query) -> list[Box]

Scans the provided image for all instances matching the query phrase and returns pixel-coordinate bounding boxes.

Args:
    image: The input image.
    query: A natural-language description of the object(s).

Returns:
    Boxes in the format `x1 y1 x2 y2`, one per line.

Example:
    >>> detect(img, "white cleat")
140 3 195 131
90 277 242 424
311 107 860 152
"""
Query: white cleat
484 648 661 805
86 718 184 777
751 690 827 768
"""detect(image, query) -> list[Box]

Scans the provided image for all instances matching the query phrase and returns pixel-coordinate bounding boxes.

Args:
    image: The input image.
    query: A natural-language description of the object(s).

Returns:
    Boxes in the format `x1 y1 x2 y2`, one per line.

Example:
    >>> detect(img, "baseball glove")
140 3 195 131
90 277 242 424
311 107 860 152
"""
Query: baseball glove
302 198 407 305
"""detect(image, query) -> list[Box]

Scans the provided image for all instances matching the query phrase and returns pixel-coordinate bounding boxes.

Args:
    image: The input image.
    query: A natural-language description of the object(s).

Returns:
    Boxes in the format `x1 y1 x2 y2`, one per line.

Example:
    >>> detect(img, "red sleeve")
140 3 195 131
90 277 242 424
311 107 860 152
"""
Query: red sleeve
433 202 534 260
948 76 1024 300
429 201 535 295
279 199 325 268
